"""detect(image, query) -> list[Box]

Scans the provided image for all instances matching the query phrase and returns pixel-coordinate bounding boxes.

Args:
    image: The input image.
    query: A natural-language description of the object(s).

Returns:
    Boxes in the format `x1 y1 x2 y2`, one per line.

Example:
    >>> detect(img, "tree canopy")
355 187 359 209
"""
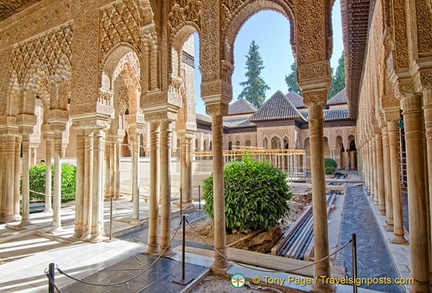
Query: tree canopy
238 40 270 108
284 62 301 95
328 51 346 99
285 51 345 99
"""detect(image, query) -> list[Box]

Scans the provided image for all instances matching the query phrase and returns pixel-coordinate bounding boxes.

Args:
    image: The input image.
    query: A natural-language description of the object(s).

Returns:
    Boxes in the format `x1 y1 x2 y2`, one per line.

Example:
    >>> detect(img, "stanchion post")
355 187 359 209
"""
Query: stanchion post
110 197 113 240
352 233 358 293
173 215 194 285
48 262 55 293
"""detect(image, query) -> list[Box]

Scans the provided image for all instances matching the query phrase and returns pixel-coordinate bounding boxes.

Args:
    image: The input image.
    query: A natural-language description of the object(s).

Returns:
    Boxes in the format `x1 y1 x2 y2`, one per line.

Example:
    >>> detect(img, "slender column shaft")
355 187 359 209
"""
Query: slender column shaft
388 120 407 243
0 139 4 220
367 140 372 192
211 114 229 271
372 138 378 202
104 142 111 198
21 135 31 225
115 140 121 199
91 129 104 240
180 135 189 205
13 136 21 218
132 133 140 222
2 137 15 222
186 137 192 202
422 89 432 281
73 130 85 238
146 122 159 253
401 94 430 292
52 133 63 232
159 120 173 255
82 130 94 239
382 126 394 229
44 138 53 212
375 131 385 215
308 105 331 280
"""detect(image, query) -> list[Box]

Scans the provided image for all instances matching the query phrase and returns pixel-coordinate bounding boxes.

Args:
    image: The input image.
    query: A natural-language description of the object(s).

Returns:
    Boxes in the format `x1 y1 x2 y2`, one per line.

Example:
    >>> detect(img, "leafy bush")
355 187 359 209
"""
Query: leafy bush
203 155 292 232
324 158 337 174
26 163 77 203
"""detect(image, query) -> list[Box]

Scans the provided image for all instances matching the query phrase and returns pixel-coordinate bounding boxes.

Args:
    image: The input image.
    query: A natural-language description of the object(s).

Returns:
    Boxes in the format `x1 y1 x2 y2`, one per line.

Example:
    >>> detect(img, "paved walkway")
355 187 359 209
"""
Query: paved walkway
337 184 404 293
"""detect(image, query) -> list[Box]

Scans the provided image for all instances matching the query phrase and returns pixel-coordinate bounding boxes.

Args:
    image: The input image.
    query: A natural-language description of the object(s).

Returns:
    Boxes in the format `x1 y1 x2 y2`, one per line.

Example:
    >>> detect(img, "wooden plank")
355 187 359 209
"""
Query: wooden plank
184 246 314 277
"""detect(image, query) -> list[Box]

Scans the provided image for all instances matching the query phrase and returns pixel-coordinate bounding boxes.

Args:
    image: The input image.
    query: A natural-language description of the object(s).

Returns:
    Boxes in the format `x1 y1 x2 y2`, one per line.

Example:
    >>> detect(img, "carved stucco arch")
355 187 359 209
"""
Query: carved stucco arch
101 44 143 113
169 23 199 83
222 1 295 65
102 43 142 88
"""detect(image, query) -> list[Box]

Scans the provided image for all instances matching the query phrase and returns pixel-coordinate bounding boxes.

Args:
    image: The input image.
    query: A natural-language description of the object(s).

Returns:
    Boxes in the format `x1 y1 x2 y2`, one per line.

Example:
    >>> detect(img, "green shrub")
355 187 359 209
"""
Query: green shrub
203 155 292 232
26 163 77 203
324 158 337 174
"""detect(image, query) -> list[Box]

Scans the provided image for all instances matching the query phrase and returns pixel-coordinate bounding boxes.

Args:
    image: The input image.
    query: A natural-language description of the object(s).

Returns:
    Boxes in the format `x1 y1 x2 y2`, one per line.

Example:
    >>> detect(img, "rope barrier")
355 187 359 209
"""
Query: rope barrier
44 269 63 293
55 220 182 288
29 189 76 198
185 218 353 275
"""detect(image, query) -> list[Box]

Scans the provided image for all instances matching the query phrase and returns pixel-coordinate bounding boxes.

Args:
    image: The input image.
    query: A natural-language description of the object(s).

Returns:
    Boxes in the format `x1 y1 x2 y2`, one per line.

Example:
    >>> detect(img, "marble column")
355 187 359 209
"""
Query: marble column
82 130 94 240
186 135 193 203
1 135 16 222
13 136 21 219
382 125 394 230
30 147 37 166
308 104 331 283
367 139 373 194
73 129 85 238
423 89 432 253
43 134 53 212
51 131 63 232
115 138 121 199
131 131 140 223
375 130 386 215
349 151 355 170
91 128 105 241
401 94 430 292
371 137 378 203
20 134 31 226
146 122 160 254
159 120 173 256
180 134 188 206
211 113 230 272
387 118 407 244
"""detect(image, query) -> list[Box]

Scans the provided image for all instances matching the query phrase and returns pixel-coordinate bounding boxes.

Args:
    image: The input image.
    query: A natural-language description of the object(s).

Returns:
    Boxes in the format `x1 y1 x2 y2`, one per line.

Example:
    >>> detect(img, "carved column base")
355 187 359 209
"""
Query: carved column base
391 235 408 245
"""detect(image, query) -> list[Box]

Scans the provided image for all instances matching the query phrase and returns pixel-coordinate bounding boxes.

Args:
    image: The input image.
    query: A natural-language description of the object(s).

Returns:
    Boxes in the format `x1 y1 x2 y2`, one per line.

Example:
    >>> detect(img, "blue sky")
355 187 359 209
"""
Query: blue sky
194 0 343 114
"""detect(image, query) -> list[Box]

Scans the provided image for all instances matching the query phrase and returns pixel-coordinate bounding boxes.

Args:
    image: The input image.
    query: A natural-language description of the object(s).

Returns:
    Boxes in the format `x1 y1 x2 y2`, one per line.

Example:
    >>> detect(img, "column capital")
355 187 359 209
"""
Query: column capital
205 102 229 116
383 107 401 122
303 89 328 107
72 118 110 132
401 93 422 114
423 88 432 108
201 78 232 106
47 109 69 125
16 113 37 135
